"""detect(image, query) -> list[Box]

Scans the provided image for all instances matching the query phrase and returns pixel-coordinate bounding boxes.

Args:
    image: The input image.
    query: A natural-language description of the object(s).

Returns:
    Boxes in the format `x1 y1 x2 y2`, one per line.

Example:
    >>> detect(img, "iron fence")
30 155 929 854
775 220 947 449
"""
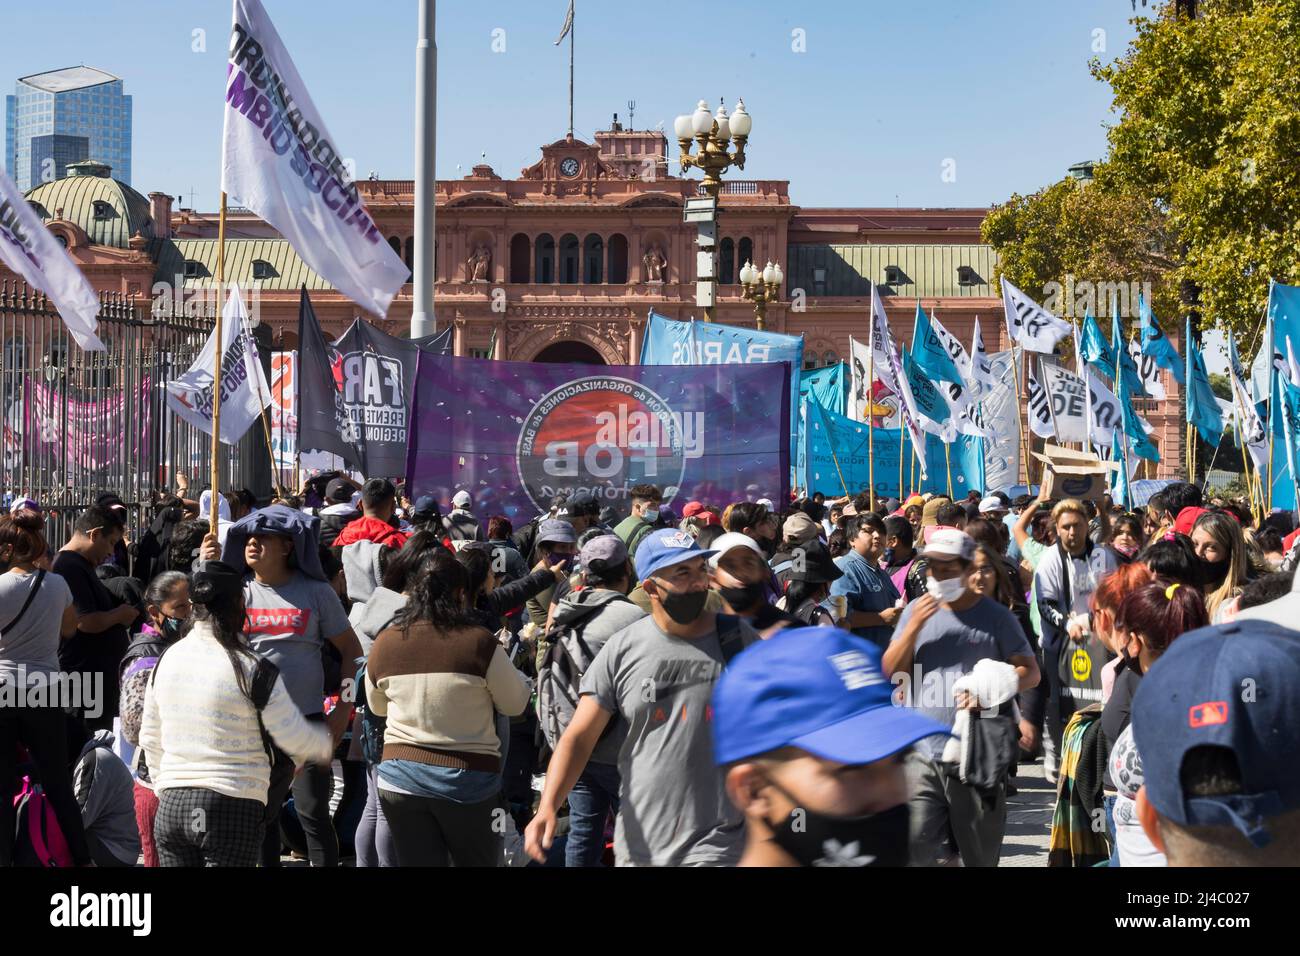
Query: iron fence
0 280 242 557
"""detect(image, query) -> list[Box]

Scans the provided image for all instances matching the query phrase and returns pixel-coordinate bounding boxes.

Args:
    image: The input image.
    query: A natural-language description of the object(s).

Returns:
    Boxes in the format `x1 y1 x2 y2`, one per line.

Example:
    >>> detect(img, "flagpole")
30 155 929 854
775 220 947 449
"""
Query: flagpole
412 0 437 337
898 422 905 494
1010 347 1033 489
569 1 575 137
944 441 953 499
241 309 285 498
209 193 227 537
867 300 876 509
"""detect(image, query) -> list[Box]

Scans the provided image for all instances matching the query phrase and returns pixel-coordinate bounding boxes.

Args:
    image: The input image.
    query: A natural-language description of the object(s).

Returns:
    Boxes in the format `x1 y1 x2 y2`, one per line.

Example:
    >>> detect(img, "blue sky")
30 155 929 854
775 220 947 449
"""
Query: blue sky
6 0 1146 212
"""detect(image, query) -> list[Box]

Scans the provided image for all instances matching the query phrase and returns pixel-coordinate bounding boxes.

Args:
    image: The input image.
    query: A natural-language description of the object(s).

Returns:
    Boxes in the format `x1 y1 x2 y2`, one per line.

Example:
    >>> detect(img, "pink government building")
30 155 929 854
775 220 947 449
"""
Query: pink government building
6 122 1184 482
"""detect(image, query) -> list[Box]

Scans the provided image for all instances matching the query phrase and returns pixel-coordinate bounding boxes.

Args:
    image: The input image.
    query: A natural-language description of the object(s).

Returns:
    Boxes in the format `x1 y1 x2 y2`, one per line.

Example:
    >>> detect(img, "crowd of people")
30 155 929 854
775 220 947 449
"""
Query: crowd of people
1 473 1298 867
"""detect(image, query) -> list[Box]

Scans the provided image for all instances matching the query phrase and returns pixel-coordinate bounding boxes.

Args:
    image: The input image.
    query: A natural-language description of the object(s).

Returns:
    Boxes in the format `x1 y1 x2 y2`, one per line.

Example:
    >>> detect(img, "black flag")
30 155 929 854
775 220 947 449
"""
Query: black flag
297 287 360 471
296 288 454 478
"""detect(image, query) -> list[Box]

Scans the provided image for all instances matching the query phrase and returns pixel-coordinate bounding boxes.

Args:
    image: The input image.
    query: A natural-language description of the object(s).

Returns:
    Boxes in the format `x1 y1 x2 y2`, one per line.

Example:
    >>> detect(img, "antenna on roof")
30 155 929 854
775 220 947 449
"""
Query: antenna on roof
628 100 636 128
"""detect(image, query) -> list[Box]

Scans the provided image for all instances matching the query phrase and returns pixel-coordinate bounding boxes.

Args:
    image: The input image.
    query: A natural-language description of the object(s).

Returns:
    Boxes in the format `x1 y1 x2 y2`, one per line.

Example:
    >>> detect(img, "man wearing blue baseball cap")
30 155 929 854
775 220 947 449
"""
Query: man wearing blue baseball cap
713 627 950 866
1132 619 1300 866
524 527 758 866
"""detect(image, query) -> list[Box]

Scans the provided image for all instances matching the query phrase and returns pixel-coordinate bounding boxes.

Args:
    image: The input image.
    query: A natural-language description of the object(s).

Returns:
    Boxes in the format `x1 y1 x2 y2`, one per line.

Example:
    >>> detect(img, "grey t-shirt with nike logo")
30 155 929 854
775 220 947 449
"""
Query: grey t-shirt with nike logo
580 613 757 867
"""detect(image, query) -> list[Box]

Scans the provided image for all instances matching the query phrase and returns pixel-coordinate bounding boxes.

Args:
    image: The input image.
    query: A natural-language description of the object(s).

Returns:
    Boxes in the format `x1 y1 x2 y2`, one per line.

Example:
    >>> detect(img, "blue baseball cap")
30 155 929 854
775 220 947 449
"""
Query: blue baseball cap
711 627 950 765
634 527 716 581
1131 619 1300 848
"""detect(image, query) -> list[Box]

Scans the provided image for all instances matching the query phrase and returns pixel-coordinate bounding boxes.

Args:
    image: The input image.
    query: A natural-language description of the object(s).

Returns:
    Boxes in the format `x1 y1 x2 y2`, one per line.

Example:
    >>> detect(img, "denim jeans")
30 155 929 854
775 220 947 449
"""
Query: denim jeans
1104 794 1119 867
565 761 620 867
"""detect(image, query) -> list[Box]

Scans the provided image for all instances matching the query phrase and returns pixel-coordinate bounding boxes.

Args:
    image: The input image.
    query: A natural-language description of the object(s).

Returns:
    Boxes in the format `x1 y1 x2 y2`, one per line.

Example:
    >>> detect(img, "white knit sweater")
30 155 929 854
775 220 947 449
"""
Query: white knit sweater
138 621 334 804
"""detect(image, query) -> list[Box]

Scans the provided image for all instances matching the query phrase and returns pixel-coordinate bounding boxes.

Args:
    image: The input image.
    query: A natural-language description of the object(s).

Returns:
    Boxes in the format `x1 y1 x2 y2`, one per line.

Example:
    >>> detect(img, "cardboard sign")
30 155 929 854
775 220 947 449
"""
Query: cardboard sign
1032 443 1119 501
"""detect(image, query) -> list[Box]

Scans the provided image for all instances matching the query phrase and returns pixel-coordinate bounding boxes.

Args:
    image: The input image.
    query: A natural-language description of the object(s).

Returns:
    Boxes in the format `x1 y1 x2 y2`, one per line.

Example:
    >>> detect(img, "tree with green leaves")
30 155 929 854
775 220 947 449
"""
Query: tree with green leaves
985 0 1300 344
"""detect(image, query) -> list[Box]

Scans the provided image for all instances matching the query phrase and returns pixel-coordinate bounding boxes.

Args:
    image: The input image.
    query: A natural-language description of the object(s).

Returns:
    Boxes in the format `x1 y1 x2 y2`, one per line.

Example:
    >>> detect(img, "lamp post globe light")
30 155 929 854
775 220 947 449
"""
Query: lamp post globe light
739 259 783 331
674 98 752 323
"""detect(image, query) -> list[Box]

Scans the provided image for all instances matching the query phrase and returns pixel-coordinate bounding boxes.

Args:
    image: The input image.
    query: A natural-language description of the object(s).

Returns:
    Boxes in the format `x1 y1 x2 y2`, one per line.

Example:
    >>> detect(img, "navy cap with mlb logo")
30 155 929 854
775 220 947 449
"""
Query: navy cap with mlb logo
710 626 950 766
1131 619 1300 848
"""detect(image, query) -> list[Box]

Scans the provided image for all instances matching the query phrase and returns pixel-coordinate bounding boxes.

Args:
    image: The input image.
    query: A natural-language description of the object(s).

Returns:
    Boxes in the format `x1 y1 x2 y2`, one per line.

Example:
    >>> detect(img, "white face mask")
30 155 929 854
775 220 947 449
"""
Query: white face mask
926 575 966 603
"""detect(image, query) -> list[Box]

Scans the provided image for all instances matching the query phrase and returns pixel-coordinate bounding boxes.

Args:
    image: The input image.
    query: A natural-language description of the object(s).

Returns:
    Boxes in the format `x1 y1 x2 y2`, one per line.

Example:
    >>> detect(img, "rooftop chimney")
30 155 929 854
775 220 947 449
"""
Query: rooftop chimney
148 191 174 239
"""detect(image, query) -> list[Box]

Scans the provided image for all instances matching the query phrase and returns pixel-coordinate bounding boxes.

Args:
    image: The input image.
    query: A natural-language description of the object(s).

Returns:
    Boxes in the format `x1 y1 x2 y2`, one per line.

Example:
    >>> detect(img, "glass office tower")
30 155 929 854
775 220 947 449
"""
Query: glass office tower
5 65 131 190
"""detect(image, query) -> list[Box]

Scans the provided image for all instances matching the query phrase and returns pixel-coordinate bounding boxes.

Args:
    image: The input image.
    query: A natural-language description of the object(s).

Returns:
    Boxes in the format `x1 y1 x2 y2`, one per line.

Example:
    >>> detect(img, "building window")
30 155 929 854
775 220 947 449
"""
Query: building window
607 234 629 284
469 348 493 360
957 265 979 286
719 238 735 285
92 200 113 221
823 350 838 367
183 260 203 279
583 234 604 284
813 267 827 296
884 265 903 285
510 234 530 283
738 237 754 275
405 236 415 272
387 236 401 259
534 233 555 284
559 234 580 284
252 259 276 280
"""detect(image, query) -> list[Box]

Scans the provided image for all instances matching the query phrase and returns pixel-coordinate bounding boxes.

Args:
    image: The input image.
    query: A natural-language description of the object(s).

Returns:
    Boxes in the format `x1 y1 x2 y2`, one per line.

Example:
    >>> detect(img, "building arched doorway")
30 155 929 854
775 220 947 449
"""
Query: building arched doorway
533 340 606 365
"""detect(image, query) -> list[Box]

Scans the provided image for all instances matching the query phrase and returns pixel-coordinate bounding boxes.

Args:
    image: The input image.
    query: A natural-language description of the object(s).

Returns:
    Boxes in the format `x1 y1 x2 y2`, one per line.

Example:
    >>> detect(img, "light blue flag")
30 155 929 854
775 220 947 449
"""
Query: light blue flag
1184 316 1223 446
1110 429 1131 509
799 396 983 499
1279 376 1300 508
1119 353 1160 462
902 346 952 431
1138 294 1184 384
1079 313 1114 378
911 302 964 386
799 363 847 418
1112 301 1146 398
640 310 803 463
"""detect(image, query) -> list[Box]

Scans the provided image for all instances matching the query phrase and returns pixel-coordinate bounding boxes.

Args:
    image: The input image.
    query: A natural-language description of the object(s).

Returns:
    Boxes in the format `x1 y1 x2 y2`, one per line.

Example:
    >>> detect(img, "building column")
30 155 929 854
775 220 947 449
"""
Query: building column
494 225 507 286
629 322 640 363
629 230 643 284
453 316 466 356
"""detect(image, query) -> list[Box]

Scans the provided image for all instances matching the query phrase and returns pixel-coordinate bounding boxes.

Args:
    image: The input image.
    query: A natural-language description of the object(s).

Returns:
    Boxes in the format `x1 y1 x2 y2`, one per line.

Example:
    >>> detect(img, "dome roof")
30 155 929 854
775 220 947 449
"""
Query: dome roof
25 161 154 248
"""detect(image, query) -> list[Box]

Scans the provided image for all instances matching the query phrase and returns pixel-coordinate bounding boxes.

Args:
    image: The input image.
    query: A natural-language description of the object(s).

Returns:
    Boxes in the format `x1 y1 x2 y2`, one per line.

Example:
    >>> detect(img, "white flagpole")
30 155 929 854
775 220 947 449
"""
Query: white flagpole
412 0 437 337
210 194 227 536
867 292 876 509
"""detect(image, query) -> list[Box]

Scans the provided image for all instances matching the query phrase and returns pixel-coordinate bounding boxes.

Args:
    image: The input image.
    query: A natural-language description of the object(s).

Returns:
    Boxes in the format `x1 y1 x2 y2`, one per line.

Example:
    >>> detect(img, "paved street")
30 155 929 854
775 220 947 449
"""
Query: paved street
1002 760 1054 867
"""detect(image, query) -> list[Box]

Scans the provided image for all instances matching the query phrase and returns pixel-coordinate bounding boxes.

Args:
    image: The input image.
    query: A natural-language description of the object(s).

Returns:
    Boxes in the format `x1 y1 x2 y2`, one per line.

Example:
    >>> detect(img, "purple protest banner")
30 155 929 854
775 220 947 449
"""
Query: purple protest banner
406 354 790 524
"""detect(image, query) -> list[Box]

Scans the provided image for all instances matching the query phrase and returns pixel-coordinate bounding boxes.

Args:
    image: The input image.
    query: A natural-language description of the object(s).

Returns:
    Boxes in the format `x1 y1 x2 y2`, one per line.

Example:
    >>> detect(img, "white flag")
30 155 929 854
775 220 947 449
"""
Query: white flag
1230 361 1269 471
980 350 1021 493
223 0 408 317
1026 365 1055 439
928 311 975 419
1086 369 1122 447
970 317 995 390
867 285 929 475
848 334 873 423
0 167 105 351
1129 337 1166 400
1001 277 1071 354
1039 360 1090 445
554 0 575 43
166 285 271 445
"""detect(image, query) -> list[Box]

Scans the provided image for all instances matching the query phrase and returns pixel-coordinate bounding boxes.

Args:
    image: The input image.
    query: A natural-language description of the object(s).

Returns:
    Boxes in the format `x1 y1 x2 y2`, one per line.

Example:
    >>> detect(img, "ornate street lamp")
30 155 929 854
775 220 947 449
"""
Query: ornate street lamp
674 99 751 200
675 99 752 322
739 259 782 330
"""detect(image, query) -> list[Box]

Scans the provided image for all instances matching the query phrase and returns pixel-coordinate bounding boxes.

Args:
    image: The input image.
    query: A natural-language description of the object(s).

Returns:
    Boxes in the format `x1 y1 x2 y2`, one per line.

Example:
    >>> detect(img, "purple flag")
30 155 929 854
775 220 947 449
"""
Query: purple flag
406 354 790 523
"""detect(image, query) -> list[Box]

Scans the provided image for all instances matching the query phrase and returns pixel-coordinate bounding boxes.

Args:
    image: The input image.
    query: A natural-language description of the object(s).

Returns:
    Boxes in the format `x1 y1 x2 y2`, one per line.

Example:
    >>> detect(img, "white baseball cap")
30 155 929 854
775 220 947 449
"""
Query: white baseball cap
452 490 472 508
978 497 1007 515
920 528 975 562
706 532 766 570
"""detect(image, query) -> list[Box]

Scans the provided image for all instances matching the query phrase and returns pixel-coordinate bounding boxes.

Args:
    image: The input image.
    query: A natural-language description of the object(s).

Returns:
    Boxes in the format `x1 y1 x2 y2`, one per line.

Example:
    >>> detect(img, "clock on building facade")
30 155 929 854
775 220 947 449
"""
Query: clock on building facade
559 157 580 177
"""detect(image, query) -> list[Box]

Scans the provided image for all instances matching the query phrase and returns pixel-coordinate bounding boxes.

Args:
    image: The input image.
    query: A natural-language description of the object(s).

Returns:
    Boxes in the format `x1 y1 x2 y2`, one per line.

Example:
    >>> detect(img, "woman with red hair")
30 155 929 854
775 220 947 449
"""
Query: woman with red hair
1088 562 1155 704
1100 580 1208 865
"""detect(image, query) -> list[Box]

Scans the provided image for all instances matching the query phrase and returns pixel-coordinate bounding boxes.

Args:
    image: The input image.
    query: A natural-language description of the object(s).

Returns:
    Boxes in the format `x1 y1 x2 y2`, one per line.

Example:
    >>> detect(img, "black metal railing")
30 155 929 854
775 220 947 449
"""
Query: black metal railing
0 280 241 557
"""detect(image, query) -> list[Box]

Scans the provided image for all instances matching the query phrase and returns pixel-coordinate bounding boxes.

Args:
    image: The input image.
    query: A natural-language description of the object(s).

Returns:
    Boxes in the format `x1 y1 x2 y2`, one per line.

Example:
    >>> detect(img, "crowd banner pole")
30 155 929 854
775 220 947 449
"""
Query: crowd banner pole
898 423 905 495
944 441 953 499
209 192 227 537
241 309 284 498
1010 347 1032 488
867 304 876 508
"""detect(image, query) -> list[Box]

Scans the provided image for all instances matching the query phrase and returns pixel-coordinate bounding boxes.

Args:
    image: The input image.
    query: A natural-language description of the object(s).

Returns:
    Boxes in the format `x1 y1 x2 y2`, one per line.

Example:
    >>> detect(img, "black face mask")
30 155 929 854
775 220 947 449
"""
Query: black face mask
659 588 709 625
1199 556 1230 589
767 788 911 868
718 581 766 613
